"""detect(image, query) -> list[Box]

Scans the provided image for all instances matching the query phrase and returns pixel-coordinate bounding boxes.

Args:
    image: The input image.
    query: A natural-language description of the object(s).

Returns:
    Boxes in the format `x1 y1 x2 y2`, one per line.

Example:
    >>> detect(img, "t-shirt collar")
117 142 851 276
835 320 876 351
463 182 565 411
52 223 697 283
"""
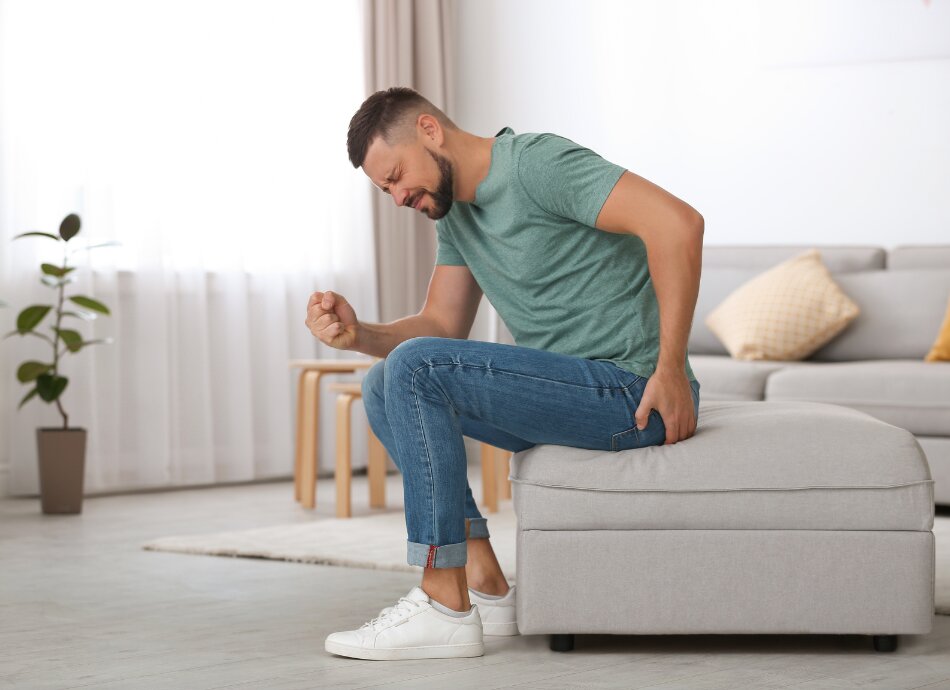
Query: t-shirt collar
473 126 514 207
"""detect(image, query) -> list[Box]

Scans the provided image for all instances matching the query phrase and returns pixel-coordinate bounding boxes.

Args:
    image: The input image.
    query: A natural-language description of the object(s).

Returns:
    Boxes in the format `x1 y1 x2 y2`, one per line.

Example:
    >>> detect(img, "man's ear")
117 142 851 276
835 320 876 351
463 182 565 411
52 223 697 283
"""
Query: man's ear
417 113 444 146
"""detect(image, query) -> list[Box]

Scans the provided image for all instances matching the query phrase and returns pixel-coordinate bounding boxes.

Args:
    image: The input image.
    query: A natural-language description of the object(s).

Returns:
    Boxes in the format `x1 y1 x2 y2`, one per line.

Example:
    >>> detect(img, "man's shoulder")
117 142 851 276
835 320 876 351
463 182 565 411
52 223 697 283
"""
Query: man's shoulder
486 128 585 178
509 131 596 172
511 129 584 145
508 130 571 151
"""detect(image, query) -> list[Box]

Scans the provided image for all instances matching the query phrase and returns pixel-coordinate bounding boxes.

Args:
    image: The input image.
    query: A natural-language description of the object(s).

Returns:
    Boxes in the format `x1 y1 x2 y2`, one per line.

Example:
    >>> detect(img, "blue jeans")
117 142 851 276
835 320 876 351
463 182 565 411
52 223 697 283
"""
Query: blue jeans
361 336 701 569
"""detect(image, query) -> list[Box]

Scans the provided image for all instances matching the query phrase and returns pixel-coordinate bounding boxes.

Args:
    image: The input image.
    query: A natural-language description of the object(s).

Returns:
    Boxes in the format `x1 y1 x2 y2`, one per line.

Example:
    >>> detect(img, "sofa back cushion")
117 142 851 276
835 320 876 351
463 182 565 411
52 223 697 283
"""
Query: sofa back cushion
691 246 885 356
704 249 861 361
888 246 950 270
809 270 950 360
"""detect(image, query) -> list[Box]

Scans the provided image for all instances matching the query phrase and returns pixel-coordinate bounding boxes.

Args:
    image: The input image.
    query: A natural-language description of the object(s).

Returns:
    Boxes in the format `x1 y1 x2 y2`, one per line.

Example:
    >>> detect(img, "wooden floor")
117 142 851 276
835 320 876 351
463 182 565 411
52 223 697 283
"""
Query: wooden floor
3 467 950 690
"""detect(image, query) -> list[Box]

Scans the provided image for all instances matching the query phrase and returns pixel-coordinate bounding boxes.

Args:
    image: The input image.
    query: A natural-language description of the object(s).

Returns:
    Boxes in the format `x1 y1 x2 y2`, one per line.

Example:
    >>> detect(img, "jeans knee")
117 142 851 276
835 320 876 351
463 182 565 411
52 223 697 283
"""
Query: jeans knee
362 359 387 415
385 336 443 379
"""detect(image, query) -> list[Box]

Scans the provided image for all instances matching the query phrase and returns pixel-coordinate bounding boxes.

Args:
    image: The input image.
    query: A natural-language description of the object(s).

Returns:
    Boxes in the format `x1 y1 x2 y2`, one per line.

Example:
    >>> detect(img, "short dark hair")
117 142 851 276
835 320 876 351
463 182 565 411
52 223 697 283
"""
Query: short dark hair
346 87 456 168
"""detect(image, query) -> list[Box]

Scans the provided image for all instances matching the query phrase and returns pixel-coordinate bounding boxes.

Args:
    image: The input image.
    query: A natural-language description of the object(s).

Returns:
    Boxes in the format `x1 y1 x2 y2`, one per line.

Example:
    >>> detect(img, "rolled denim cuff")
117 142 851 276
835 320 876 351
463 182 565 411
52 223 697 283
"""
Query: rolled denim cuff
466 517 490 539
407 539 467 568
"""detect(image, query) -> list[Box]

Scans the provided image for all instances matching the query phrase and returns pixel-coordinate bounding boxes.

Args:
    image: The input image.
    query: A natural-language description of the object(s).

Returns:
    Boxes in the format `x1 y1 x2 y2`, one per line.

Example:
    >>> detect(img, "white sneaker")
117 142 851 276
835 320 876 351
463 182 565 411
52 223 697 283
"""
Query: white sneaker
325 586 484 661
468 584 518 636
379 584 518 636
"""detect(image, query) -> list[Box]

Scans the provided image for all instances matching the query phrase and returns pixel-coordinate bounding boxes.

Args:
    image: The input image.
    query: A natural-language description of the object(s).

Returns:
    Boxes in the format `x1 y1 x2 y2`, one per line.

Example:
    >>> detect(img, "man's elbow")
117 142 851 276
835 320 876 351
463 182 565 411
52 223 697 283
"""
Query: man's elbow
687 209 704 236
684 211 703 259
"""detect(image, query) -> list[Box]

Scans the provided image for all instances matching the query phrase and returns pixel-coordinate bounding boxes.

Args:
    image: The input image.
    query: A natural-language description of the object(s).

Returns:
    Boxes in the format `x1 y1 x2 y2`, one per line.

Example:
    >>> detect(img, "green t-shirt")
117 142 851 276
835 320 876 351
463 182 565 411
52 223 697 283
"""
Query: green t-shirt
435 126 696 382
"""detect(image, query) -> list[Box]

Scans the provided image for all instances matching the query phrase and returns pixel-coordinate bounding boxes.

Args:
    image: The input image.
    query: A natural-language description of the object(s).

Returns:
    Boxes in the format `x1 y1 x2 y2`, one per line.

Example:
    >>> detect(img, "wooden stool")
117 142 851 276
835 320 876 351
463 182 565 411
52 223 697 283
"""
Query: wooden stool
290 356 512 514
290 358 378 509
328 381 388 518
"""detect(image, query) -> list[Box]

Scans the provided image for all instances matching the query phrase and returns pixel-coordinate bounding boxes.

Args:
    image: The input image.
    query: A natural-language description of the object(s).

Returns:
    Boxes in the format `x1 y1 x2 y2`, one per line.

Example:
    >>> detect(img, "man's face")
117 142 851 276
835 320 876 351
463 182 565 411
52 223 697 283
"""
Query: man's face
362 135 455 220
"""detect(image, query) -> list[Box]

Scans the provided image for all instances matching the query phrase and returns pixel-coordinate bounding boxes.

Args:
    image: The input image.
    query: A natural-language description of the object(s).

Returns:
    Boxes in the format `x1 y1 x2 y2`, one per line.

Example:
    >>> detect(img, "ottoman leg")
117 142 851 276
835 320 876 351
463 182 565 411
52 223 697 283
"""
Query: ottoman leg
872 635 898 652
550 634 574 652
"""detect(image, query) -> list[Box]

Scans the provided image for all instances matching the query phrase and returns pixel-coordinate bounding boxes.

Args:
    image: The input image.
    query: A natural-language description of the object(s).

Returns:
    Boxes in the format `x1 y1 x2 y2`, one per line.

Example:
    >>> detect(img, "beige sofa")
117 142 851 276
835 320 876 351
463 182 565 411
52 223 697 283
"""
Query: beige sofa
688 245 950 505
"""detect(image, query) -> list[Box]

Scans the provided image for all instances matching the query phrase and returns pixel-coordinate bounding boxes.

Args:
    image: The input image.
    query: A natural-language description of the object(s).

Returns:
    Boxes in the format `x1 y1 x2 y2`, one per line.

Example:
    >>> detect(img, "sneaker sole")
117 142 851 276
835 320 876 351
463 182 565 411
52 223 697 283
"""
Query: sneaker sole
325 639 484 661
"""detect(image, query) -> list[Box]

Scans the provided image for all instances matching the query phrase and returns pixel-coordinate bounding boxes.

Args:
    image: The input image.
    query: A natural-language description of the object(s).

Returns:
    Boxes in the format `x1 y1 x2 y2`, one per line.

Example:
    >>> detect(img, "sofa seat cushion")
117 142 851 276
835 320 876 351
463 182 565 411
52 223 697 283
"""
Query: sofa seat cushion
765 360 950 436
509 400 934 532
688 354 806 400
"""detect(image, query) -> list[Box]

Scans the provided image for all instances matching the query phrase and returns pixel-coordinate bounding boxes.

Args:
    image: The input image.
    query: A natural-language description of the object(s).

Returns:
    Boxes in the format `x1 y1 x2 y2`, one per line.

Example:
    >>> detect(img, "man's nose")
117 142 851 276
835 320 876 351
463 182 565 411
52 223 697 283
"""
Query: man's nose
393 188 410 208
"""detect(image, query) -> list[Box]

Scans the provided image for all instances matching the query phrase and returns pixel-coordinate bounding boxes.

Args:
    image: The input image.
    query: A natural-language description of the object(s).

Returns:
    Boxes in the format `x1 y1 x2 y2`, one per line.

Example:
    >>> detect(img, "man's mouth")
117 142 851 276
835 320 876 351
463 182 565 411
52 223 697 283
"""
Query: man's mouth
412 193 425 211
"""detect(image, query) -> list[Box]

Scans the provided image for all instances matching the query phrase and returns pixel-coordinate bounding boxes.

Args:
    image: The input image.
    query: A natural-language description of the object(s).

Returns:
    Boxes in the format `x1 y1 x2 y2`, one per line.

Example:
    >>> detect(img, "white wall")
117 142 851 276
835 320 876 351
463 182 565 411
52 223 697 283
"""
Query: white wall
452 0 950 247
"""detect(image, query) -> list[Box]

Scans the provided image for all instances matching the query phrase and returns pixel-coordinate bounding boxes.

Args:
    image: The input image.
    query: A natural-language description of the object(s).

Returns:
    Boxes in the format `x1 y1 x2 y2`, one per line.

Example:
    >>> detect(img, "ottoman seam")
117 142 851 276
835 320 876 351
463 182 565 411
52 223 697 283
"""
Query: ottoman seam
506 478 935 493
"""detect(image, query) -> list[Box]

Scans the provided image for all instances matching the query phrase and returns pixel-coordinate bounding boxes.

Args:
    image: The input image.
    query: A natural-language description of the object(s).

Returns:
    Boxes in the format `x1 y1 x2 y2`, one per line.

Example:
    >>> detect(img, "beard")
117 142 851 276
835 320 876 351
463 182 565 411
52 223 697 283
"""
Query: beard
423 148 455 220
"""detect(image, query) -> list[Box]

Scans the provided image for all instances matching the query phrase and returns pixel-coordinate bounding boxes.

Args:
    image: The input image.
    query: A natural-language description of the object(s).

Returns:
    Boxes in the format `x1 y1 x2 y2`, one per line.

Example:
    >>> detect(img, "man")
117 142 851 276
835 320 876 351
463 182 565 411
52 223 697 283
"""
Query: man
308 87 703 660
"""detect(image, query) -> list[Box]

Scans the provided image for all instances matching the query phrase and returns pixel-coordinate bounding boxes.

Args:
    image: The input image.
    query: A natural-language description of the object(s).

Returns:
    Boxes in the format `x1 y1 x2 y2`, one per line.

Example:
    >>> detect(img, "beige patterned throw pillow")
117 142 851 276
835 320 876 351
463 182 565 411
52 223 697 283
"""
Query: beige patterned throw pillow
704 249 860 361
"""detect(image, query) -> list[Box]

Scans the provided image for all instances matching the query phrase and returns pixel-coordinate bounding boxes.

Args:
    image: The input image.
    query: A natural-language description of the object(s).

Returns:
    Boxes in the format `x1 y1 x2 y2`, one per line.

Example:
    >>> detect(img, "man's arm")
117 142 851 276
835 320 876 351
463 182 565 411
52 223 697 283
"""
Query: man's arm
353 265 483 359
595 170 704 444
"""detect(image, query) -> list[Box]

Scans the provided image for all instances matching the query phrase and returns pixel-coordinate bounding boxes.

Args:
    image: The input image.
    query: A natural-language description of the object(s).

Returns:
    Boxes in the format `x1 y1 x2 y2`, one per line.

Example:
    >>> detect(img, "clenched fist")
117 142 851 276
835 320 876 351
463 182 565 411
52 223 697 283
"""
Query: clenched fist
305 290 359 351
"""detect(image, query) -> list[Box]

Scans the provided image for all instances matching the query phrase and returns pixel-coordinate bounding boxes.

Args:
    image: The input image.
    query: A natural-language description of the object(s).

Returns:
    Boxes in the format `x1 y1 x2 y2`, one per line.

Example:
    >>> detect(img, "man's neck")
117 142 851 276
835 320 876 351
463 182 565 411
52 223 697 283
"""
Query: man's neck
445 130 496 203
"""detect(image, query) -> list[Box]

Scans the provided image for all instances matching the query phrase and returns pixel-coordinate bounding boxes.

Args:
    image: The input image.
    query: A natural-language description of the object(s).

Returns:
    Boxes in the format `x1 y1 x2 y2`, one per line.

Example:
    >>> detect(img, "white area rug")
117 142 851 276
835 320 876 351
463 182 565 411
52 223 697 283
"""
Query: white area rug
143 510 950 615
143 507 520 579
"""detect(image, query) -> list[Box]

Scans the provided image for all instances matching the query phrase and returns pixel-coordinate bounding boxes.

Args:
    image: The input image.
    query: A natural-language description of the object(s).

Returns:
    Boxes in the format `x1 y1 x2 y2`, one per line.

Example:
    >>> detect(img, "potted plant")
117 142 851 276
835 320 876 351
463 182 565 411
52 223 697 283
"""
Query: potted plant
4 213 115 514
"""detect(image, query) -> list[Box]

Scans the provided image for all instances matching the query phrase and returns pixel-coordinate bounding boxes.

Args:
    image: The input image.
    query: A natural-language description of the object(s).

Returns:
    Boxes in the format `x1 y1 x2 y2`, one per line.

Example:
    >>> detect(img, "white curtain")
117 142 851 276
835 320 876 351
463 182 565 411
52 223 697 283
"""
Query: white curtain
0 0 379 496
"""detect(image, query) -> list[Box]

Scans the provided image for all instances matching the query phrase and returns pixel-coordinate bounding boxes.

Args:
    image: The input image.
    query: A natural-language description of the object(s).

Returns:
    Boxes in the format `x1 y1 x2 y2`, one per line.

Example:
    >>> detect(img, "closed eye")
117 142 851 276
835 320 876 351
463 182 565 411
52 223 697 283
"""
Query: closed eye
383 167 401 193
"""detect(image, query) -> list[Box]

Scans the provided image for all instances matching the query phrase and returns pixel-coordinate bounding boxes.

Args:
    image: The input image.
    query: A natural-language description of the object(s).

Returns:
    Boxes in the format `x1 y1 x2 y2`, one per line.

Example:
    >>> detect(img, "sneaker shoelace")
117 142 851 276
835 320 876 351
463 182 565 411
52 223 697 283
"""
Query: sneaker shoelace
360 595 422 631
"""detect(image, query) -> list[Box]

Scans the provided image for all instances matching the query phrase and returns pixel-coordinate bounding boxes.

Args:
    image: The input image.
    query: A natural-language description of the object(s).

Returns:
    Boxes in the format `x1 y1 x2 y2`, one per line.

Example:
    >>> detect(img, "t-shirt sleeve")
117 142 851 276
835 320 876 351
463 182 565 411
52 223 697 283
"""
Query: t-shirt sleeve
516 134 626 227
434 221 467 266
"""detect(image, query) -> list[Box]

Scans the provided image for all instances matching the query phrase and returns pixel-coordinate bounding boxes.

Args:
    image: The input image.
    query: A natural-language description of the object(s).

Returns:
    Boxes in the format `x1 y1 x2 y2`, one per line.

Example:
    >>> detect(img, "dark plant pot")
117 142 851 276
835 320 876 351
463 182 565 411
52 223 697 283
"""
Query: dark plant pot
36 428 87 515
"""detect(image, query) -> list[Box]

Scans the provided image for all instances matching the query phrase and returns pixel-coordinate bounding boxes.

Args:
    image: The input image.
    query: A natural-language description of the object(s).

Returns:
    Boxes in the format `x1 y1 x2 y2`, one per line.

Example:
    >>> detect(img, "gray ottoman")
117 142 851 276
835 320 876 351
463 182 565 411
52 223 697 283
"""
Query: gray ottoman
509 400 935 652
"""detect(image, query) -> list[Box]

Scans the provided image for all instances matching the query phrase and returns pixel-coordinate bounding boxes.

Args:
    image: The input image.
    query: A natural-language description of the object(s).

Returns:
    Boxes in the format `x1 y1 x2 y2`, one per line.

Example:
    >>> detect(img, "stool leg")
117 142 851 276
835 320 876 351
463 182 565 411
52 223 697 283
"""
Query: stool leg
336 392 354 518
481 443 498 513
300 371 321 510
294 370 307 502
499 449 512 500
550 634 575 652
368 428 386 508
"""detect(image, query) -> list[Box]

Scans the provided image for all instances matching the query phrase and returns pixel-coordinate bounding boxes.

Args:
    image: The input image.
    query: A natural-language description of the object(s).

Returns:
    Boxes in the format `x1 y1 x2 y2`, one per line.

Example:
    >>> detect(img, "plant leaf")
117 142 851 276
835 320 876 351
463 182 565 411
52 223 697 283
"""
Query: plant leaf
55 329 83 352
36 373 68 402
69 296 110 315
55 336 114 354
17 361 52 383
16 305 52 333
40 263 76 277
59 214 81 241
13 231 61 242
80 337 114 348
18 387 39 410
61 310 98 321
